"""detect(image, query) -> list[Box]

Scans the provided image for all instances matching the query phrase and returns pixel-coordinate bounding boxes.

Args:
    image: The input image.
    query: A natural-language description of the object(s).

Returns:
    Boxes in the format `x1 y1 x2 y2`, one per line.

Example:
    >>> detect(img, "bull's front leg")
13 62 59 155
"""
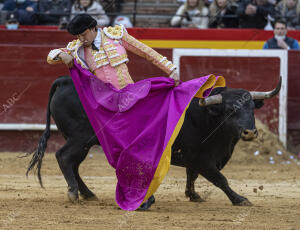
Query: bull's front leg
185 168 205 202
198 167 252 206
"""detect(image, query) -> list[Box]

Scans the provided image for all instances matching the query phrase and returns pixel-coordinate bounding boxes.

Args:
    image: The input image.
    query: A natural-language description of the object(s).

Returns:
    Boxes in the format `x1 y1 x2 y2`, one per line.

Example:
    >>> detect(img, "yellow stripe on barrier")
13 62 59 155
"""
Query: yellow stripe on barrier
140 40 266 49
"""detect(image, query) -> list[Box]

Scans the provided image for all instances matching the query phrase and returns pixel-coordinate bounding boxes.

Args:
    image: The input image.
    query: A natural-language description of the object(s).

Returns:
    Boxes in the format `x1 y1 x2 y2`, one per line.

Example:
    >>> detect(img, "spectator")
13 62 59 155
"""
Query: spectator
38 0 72 25
263 19 299 49
113 16 133 28
0 3 7 24
115 0 123 13
237 0 275 29
204 0 214 7
171 0 209 28
2 0 37 25
59 15 69 29
208 0 239 28
274 0 299 29
5 11 19 30
70 0 110 27
101 0 123 14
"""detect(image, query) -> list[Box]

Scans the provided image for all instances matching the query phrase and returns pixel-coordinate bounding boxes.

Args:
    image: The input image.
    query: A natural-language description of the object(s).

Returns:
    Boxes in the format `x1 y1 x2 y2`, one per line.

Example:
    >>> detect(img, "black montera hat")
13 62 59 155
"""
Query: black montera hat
6 12 19 23
67 14 97 35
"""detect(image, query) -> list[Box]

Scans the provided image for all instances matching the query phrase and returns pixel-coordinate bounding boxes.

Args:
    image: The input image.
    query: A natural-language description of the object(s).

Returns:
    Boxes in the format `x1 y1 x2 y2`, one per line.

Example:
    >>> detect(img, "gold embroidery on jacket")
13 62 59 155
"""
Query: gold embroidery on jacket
95 53 107 60
95 59 110 68
66 39 80 51
106 49 119 59
110 54 129 66
103 25 124 39
116 65 126 89
123 64 134 84
103 43 116 51
101 32 128 67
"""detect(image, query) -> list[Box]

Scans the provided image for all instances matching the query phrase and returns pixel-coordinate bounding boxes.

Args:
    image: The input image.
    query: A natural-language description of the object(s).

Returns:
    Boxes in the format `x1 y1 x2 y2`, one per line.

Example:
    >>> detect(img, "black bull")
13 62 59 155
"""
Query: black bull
27 76 281 206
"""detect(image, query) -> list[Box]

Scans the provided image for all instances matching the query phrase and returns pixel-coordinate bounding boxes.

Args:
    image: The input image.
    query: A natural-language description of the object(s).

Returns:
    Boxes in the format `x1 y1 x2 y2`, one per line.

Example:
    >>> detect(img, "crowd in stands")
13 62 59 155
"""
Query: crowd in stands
172 0 300 29
0 0 123 28
0 0 300 31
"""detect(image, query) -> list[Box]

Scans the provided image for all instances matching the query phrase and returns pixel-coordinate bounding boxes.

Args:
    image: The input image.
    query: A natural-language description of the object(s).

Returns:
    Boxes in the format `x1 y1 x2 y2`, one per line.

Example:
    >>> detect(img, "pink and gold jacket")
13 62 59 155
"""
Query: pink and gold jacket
47 25 176 90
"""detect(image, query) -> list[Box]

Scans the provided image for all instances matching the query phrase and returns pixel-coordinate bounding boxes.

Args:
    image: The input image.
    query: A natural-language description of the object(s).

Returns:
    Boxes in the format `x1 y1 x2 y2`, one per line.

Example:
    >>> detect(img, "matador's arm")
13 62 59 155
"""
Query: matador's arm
46 39 79 65
119 28 177 77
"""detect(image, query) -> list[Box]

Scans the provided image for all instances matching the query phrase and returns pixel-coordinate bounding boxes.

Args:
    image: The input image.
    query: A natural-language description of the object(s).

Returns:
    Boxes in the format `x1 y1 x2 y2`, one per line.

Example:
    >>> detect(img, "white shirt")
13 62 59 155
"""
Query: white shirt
78 29 102 65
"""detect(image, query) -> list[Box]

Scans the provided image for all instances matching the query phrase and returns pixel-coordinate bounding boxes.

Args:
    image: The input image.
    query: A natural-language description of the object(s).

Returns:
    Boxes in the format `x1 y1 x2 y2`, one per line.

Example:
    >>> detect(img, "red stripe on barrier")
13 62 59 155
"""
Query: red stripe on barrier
1 27 300 43
127 28 280 41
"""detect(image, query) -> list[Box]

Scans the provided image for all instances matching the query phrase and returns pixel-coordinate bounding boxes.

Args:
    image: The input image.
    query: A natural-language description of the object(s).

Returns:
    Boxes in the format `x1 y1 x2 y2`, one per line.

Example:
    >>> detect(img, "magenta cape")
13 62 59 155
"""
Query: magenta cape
69 61 225 210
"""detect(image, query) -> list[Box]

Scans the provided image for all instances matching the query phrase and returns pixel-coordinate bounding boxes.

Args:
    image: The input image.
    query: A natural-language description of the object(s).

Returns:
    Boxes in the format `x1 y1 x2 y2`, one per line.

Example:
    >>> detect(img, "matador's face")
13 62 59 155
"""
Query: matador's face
77 27 97 47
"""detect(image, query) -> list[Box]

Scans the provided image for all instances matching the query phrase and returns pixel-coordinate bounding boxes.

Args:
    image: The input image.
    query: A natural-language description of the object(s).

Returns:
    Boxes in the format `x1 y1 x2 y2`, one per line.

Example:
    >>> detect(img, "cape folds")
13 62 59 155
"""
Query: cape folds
69 60 225 210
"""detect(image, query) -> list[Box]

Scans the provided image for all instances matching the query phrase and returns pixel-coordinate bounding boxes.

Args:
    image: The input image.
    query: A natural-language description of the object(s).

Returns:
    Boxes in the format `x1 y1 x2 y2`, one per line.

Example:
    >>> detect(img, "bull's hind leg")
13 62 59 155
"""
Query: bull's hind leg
73 165 98 200
198 166 252 206
185 168 205 202
56 141 84 203
72 146 98 200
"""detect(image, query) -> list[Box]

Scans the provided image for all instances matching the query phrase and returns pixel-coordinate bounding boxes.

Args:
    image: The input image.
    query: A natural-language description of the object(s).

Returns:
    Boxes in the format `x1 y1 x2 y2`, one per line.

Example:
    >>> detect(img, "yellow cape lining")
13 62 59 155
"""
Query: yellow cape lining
143 75 226 203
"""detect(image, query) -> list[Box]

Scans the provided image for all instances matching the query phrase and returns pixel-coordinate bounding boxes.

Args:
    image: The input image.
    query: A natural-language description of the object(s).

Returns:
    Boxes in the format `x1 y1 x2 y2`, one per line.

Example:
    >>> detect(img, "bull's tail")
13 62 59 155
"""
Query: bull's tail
26 76 66 187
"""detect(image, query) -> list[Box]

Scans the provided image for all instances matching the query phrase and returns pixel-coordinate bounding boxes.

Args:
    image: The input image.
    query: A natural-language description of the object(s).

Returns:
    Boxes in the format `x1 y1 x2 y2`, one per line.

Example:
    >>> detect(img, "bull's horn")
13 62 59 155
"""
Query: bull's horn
199 94 223 106
250 76 282 100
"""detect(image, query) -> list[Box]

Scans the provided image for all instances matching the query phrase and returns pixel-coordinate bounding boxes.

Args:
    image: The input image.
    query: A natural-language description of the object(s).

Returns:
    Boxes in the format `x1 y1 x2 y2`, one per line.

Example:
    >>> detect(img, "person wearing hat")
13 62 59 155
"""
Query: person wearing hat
46 14 225 211
48 13 179 89
5 12 19 30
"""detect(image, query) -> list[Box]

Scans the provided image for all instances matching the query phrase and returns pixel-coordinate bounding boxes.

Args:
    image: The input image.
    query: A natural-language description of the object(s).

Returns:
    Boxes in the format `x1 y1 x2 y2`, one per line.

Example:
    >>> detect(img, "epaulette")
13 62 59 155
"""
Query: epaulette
66 39 81 51
103 25 125 40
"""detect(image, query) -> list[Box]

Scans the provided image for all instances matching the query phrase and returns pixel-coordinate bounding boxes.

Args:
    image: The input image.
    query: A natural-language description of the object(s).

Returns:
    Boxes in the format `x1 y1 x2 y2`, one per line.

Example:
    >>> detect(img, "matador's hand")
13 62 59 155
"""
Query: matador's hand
58 52 74 68
170 71 180 86
174 79 180 86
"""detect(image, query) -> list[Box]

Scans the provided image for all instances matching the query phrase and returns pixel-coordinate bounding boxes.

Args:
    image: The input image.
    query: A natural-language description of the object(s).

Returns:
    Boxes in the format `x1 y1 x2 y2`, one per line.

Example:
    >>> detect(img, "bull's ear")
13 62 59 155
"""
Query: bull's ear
253 99 264 109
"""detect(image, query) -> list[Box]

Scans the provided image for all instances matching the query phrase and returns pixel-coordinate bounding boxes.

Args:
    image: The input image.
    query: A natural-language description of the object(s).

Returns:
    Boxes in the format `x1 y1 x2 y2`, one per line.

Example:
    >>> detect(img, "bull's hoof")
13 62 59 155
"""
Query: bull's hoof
190 196 205 202
186 191 205 202
80 194 99 201
68 191 79 203
233 199 253 206
137 195 155 211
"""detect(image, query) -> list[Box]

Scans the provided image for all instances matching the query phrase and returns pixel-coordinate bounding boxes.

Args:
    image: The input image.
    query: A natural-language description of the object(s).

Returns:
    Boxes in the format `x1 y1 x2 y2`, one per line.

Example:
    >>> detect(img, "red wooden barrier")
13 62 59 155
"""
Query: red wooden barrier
0 28 299 152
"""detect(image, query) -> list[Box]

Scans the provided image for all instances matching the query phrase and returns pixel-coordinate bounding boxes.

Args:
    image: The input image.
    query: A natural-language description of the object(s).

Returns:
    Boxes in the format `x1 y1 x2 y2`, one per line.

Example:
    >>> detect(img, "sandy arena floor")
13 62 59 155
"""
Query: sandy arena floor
0 144 299 230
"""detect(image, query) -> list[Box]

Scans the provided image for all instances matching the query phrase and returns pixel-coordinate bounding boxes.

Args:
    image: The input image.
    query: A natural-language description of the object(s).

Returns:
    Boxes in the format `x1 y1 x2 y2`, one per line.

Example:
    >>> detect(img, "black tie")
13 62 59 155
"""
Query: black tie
91 42 99 51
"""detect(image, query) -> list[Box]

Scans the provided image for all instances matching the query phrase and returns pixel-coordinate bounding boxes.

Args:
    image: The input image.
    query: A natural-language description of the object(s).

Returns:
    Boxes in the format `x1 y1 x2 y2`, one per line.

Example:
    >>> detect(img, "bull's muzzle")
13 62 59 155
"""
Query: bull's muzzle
241 129 258 141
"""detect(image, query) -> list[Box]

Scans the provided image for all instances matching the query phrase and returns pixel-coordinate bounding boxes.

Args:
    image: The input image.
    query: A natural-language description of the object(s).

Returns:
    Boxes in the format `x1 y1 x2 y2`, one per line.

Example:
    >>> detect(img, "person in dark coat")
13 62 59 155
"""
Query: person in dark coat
237 0 275 28
38 0 72 25
274 0 299 30
2 0 37 25
208 0 239 28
